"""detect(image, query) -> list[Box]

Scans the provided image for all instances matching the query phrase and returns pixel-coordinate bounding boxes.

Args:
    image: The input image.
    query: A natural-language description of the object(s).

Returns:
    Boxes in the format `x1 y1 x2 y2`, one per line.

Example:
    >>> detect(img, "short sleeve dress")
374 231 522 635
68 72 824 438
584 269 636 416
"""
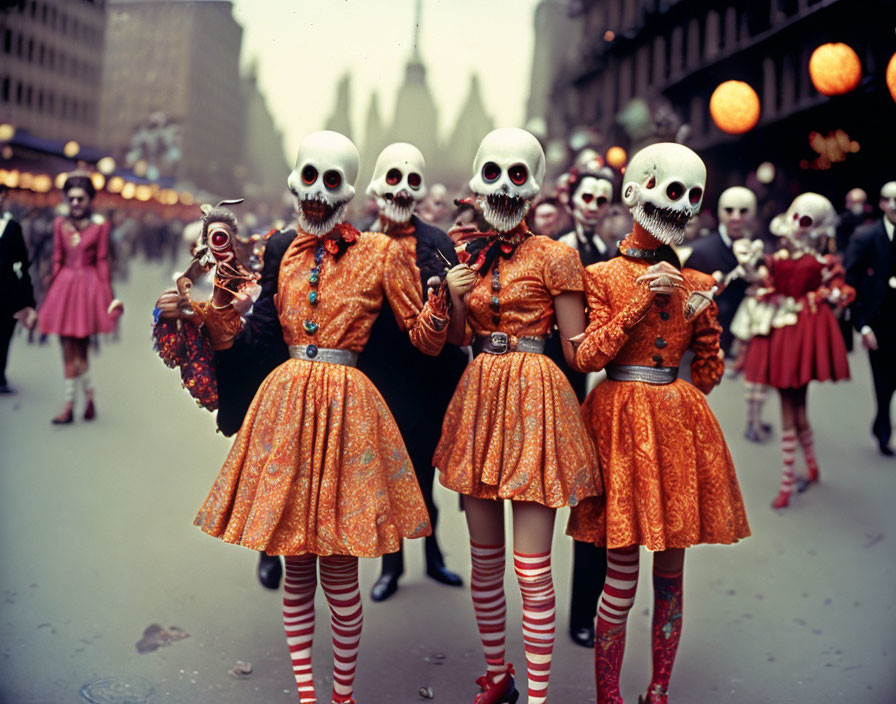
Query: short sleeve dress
194 229 448 558
433 232 601 507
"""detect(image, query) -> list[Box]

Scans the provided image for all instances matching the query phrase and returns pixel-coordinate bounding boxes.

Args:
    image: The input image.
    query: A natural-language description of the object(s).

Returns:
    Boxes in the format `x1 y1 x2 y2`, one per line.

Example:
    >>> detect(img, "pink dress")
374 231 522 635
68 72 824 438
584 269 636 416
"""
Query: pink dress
38 216 116 338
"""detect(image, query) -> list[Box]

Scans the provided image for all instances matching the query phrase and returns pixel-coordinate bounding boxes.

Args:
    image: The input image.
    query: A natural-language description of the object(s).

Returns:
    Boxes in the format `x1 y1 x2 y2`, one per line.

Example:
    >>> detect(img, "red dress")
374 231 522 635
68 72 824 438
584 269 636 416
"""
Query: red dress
38 216 115 338
743 253 852 389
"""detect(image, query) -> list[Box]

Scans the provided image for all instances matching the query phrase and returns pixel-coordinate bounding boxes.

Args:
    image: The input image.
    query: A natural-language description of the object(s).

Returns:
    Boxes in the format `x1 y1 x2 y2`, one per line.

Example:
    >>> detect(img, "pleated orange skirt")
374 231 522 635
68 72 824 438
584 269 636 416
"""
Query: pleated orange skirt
567 379 750 551
434 351 600 507
195 359 432 557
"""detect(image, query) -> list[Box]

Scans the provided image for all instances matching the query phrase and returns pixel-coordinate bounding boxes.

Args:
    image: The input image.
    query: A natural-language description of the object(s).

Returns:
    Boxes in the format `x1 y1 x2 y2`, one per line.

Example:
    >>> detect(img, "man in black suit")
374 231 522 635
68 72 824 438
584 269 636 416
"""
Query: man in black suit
553 171 615 648
0 185 37 393
359 144 467 601
845 181 896 457
685 186 757 357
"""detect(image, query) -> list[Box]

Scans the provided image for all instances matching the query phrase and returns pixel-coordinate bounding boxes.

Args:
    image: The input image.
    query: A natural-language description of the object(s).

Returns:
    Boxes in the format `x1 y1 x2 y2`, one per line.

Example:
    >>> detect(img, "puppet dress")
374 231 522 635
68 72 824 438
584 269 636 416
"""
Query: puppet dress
743 253 852 389
433 233 600 507
194 230 448 557
567 233 750 551
38 216 116 338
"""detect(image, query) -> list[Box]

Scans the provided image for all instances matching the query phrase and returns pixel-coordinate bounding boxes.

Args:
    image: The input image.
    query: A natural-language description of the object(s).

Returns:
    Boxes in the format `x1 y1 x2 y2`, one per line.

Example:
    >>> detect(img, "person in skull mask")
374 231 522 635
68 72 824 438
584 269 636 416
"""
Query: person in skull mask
845 181 896 456
154 131 449 704
743 193 854 508
357 142 467 601
567 143 750 704
438 127 601 704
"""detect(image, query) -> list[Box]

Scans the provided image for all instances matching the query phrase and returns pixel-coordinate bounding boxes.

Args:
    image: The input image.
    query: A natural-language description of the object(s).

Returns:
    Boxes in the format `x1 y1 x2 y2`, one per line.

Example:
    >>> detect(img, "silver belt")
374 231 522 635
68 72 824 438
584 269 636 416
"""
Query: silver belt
475 332 546 355
288 344 358 367
605 364 678 385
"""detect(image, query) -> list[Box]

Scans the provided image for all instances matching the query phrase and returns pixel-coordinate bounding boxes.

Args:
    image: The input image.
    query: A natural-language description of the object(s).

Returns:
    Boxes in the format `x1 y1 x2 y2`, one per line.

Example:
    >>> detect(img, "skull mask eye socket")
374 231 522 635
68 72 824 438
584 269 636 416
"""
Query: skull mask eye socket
386 168 402 186
508 164 528 186
408 172 422 189
798 214 813 228
688 187 703 205
301 165 318 186
581 193 594 203
666 181 685 201
323 170 342 190
596 196 608 206
482 162 501 183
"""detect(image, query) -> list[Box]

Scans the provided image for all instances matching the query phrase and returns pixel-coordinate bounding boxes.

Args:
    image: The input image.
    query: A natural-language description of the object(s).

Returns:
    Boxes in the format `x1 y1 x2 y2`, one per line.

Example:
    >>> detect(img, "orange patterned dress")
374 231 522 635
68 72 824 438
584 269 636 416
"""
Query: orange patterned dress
194 230 448 557
434 234 601 507
567 229 750 551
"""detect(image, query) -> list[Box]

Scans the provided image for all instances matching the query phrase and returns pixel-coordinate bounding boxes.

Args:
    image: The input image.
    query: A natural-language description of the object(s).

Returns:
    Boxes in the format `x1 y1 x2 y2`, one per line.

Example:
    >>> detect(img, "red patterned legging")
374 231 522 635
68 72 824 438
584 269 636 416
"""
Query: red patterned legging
283 554 363 704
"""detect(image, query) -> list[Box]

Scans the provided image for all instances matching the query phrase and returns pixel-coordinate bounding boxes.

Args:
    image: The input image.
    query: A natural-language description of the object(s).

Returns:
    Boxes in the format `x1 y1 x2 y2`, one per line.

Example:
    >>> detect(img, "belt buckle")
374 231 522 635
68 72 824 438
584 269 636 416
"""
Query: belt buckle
490 332 509 354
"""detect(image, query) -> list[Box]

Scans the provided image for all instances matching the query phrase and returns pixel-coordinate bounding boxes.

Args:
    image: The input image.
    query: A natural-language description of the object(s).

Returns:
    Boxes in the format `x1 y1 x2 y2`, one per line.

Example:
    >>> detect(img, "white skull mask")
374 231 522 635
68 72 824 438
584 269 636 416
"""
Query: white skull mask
470 128 546 232
783 193 836 245
366 142 427 224
880 181 896 223
622 142 706 245
717 186 757 238
571 176 613 228
287 131 359 237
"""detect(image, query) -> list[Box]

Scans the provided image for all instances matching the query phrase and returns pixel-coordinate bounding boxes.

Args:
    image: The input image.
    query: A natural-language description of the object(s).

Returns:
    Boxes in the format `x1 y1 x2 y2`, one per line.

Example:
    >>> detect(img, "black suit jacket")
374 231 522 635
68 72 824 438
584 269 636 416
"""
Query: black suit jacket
685 231 748 356
0 215 36 318
357 215 467 434
845 219 894 335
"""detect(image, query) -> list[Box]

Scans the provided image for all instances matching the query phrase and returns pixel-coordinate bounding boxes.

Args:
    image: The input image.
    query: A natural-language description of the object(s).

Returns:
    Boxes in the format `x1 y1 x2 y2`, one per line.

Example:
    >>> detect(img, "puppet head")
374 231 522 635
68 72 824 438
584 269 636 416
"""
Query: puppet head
287 131 359 236
366 142 426 224
470 128 546 232
782 193 836 246
622 142 706 245
569 174 613 229
845 187 867 216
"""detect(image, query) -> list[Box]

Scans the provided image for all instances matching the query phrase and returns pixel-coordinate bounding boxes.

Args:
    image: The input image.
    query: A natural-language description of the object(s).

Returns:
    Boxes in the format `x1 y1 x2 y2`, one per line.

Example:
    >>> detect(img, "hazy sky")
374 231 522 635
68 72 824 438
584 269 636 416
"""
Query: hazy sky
231 0 543 164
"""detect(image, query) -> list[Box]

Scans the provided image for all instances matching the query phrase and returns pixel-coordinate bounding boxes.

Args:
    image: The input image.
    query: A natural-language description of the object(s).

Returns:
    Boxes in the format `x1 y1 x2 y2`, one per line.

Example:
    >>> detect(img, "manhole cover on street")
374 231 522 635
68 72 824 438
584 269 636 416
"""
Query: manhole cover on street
79 678 155 704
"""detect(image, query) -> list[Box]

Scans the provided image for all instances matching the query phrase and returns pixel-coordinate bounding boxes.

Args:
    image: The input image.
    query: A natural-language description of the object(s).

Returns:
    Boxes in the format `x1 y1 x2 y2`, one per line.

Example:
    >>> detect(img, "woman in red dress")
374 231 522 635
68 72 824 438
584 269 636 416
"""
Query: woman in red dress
38 172 119 424
743 193 854 508
438 128 601 704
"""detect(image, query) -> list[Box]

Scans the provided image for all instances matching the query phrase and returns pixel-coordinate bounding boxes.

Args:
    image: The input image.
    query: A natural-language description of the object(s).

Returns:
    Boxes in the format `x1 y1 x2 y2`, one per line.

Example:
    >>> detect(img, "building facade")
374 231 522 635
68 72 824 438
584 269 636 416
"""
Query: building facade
99 0 243 195
1 0 108 146
543 0 895 204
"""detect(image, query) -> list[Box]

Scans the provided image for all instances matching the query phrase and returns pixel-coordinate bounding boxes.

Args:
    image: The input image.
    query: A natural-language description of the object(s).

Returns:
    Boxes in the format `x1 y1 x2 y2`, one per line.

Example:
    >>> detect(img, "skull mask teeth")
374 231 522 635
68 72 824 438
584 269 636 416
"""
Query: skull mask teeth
287 131 359 237
622 142 707 245
367 143 427 224
470 128 546 233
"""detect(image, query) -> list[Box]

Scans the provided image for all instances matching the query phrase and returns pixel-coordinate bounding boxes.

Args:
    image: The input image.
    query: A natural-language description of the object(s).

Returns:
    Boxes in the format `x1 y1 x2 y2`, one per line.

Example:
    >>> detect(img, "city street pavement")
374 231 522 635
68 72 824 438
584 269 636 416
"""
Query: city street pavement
1 258 894 704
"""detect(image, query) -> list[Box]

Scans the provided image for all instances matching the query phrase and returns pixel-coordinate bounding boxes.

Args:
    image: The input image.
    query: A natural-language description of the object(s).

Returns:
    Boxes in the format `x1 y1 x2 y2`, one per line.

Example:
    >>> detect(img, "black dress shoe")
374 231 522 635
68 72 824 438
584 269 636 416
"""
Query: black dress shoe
426 562 463 587
569 624 595 648
257 552 282 590
879 441 895 457
370 572 401 602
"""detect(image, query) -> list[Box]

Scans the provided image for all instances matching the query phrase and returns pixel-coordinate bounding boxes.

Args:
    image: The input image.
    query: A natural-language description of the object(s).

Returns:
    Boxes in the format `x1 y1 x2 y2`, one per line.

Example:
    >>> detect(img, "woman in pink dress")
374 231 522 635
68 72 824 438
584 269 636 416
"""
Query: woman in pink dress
38 172 119 424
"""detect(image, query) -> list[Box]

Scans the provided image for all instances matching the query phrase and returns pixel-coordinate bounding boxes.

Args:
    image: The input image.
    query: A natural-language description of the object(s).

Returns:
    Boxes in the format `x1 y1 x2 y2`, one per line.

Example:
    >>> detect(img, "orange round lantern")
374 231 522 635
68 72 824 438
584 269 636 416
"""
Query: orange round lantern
887 52 896 103
809 43 861 96
605 146 627 169
709 80 760 135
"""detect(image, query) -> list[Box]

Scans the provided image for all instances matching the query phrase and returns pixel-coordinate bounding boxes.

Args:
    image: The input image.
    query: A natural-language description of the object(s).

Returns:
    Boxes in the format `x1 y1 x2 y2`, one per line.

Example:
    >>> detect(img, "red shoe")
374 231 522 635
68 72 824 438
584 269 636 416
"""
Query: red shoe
806 461 819 484
84 397 96 421
771 490 791 509
473 664 519 704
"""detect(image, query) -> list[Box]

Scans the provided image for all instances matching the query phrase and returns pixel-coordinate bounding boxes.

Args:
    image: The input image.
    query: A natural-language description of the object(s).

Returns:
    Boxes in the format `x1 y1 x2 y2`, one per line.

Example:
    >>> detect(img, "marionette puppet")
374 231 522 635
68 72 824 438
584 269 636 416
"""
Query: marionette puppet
439 127 602 704
154 130 449 704
358 142 466 601
566 142 751 704
742 193 854 508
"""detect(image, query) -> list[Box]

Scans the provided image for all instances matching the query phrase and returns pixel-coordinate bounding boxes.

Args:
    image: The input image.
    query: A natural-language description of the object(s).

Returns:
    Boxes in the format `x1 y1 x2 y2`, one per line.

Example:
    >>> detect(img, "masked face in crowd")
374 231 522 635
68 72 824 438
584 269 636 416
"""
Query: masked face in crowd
717 187 757 239
880 182 896 225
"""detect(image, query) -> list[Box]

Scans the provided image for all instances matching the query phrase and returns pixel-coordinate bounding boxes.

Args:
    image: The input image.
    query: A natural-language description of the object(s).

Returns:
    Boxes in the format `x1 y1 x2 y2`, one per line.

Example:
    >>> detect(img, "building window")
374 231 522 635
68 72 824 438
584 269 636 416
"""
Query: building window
61 96 67 118
27 37 33 62
15 81 22 104
42 4 47 24
37 88 43 112
60 12 67 34
38 43 44 66
16 34 23 57
48 92 54 115
1 76 9 102
48 48 54 69
3 29 11 54
25 84 32 106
